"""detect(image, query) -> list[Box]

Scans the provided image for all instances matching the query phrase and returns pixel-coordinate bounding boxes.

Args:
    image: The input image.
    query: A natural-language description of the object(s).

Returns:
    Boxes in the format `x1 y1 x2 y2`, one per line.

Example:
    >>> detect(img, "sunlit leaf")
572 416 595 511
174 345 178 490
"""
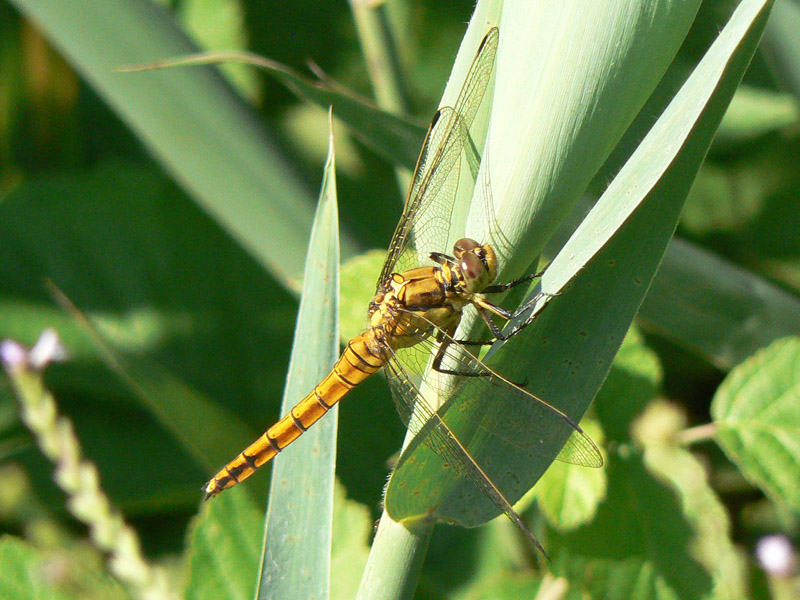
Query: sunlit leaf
712 336 800 509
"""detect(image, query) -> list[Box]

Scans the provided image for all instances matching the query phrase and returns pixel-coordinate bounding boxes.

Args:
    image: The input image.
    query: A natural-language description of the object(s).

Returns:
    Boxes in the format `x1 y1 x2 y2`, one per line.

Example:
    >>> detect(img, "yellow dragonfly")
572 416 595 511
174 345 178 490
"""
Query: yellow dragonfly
204 27 602 553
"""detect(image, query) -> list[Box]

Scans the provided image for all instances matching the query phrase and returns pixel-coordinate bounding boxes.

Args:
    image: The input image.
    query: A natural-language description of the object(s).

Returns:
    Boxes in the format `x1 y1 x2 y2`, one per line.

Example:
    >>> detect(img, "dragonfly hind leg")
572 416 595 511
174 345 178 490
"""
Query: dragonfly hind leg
431 335 489 378
431 333 529 387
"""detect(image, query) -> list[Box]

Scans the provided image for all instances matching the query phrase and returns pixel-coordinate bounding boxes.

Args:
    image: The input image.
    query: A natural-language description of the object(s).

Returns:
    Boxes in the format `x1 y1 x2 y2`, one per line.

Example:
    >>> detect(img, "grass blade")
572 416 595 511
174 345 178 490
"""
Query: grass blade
257 113 340 600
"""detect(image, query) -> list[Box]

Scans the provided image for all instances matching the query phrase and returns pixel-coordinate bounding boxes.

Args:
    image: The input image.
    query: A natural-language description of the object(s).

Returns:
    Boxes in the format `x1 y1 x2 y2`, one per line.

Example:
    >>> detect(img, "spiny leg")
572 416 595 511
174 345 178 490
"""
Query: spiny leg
466 290 557 344
431 328 489 378
481 267 546 294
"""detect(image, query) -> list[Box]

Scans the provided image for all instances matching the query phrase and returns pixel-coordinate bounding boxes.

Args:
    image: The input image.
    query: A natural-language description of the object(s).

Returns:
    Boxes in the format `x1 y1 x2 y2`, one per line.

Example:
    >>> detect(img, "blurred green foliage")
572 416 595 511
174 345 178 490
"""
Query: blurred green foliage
0 1 799 599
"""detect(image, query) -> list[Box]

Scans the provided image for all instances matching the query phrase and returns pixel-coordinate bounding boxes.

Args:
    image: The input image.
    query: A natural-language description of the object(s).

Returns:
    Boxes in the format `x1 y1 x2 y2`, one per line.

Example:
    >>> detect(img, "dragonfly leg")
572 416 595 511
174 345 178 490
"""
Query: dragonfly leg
472 290 558 342
497 291 559 339
481 267 546 294
431 331 490 378
430 329 527 386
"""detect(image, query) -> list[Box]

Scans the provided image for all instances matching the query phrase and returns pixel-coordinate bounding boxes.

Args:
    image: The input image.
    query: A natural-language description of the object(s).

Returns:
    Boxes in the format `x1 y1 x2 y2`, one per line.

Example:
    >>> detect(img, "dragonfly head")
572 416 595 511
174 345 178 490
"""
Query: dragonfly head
453 238 498 292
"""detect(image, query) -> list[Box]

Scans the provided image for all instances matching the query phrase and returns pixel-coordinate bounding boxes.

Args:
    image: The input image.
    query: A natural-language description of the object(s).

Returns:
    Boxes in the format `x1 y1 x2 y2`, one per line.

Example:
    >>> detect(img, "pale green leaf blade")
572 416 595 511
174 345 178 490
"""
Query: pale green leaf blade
387 0 773 534
711 336 800 509
330 482 373 600
258 117 340 600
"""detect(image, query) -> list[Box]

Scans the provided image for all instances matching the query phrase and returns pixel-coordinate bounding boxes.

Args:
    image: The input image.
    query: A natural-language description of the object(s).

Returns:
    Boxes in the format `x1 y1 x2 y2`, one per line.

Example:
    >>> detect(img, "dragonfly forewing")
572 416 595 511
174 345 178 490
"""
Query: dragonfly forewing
378 28 500 288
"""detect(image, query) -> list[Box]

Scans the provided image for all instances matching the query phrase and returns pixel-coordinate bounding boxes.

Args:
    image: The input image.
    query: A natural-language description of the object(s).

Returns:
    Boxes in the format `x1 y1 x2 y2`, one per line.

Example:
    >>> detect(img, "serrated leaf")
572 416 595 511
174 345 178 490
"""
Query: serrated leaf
185 487 262 600
711 336 800 509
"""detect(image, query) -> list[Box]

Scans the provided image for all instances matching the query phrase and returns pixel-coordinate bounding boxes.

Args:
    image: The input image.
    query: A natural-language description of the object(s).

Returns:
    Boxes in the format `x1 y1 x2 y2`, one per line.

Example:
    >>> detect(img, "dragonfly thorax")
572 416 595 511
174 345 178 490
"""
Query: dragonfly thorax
452 238 497 293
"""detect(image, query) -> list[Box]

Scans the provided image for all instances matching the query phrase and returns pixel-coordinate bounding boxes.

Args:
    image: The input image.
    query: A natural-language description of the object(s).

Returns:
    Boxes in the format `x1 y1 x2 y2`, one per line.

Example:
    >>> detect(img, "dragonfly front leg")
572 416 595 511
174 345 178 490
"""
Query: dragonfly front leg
481 267 546 294
467 289 557 344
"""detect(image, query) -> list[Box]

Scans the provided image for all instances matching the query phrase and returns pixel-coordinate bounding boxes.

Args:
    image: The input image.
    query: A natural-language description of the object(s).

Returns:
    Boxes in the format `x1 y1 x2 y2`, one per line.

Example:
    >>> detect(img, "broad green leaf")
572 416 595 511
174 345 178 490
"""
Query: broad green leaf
0 536 71 600
185 486 262 600
711 336 800 509
339 250 384 343
258 116 340 600
0 536 127 600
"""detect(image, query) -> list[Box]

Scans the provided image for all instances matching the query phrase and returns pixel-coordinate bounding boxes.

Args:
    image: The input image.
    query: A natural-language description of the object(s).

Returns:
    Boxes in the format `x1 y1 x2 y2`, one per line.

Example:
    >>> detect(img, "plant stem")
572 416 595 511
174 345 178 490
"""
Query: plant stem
676 422 718 446
355 514 433 600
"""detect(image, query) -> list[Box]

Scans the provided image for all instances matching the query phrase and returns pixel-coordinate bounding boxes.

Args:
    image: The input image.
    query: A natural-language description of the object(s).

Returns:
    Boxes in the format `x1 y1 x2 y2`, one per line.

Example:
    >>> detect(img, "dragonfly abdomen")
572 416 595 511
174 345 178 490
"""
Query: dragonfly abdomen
204 333 383 498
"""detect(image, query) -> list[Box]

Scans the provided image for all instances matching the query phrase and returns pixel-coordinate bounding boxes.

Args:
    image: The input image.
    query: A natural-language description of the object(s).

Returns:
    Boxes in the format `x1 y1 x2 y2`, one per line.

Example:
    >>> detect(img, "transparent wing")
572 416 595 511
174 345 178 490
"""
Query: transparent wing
377 28 499 290
382 312 603 471
382 337 550 555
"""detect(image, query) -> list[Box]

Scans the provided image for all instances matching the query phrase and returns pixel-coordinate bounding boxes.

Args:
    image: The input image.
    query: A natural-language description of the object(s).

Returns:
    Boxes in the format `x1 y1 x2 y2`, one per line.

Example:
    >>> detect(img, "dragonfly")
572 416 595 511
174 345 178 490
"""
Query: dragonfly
204 27 602 553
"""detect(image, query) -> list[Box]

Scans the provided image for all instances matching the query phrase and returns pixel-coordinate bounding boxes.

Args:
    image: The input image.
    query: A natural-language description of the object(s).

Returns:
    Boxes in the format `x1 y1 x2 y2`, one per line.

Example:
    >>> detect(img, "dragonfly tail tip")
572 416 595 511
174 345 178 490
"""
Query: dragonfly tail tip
202 483 216 501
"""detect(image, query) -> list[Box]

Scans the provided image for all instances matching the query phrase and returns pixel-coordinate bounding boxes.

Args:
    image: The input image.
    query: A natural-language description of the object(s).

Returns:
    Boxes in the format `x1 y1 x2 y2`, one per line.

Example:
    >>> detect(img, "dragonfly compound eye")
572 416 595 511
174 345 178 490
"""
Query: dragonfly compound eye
453 237 480 258
461 252 490 292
